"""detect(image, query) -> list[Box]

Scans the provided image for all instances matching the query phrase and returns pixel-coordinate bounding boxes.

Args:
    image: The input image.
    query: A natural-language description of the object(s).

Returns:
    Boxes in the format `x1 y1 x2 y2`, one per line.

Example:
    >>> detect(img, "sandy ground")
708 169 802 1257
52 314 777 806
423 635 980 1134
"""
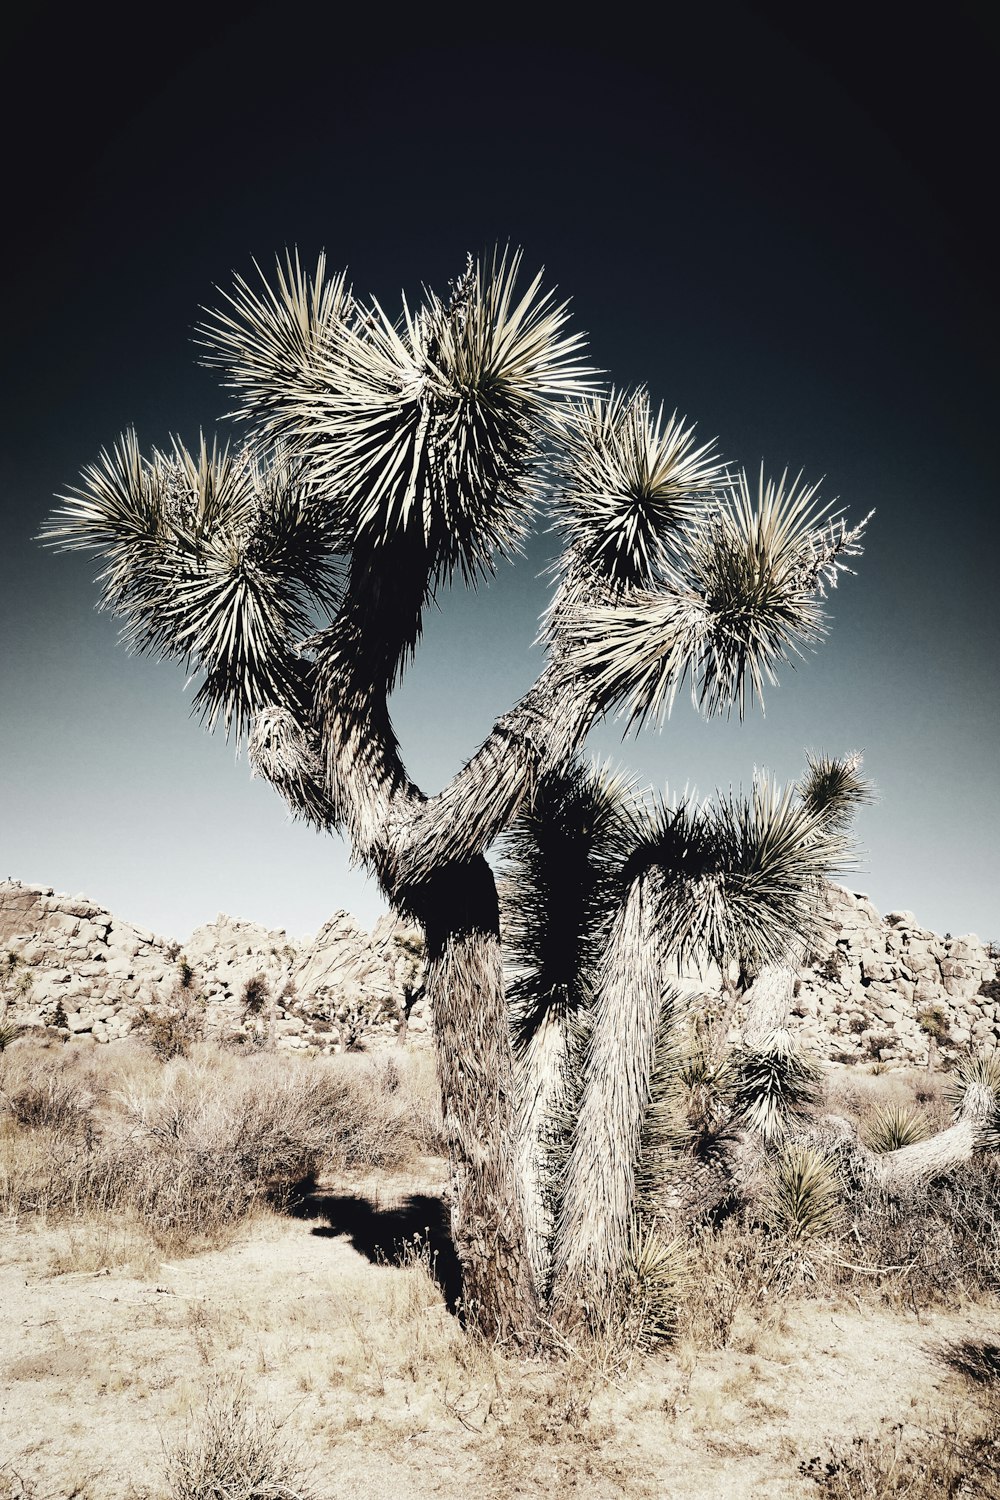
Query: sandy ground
1 1178 995 1500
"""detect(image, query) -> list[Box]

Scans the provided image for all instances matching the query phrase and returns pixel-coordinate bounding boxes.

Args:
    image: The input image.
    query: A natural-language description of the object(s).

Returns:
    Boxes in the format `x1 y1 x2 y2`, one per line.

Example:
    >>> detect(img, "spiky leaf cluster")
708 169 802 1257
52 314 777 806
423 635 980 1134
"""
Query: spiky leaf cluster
798 750 876 831
616 1218 689 1348
205 248 594 591
864 1103 930 1154
944 1051 1000 1147
553 390 727 591
561 469 870 726
43 434 342 738
730 1028 823 1142
764 1142 840 1239
627 774 849 974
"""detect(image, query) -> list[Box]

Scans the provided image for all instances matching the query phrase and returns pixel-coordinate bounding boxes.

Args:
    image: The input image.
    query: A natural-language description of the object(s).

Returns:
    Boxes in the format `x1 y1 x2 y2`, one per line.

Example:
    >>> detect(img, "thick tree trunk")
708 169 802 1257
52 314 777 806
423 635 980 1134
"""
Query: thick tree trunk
741 963 796 1047
514 1004 572 1295
874 1082 995 1189
418 858 539 1343
549 874 666 1327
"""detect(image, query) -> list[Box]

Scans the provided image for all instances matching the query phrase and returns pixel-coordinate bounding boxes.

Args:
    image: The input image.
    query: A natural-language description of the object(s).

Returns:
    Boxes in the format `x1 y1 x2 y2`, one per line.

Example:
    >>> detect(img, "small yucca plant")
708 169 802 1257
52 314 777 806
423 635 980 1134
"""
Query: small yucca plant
863 1102 930 1153
764 1143 840 1240
0 1020 23 1052
673 1036 734 1139
730 1029 822 1143
616 1218 689 1348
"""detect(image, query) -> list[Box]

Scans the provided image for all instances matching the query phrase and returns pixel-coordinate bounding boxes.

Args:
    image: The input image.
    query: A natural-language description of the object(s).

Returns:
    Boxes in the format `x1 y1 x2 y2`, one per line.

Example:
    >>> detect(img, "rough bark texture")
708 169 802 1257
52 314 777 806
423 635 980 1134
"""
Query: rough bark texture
514 1004 572 1294
420 859 539 1341
874 1081 996 1190
741 963 796 1047
550 875 666 1324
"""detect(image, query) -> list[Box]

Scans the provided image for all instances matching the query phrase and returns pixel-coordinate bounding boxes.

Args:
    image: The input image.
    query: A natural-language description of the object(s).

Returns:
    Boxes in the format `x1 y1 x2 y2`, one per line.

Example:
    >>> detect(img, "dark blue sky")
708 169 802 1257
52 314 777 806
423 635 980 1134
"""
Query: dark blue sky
2 3 997 941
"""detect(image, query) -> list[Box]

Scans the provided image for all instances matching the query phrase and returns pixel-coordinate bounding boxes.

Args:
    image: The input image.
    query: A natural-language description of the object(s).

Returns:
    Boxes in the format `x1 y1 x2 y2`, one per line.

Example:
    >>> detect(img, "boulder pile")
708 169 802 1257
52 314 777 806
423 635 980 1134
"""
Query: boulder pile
780 885 998 1066
0 879 996 1065
0 881 428 1052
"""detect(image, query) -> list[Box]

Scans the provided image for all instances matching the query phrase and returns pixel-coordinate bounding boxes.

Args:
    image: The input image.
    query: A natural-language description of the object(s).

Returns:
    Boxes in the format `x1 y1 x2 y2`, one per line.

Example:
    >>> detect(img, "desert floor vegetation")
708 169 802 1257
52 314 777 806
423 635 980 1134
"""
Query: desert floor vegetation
2 1038 999 1499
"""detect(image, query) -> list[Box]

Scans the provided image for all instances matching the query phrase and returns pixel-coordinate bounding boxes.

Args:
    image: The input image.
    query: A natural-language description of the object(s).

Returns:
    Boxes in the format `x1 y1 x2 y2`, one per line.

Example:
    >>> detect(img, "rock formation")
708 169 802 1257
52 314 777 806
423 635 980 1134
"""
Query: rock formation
0 880 429 1052
0 879 995 1064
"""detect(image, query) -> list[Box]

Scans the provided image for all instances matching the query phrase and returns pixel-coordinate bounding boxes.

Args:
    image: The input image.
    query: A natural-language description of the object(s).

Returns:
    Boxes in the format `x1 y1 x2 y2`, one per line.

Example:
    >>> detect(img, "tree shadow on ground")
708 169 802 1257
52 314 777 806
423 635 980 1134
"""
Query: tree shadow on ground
306 1190 463 1313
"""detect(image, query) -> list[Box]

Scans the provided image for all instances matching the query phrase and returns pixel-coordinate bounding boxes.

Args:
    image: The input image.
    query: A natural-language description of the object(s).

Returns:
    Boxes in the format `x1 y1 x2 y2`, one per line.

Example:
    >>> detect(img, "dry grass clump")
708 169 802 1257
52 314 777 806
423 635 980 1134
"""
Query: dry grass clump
165 1380 315 1500
0 1041 443 1257
822 1064 950 1135
836 1157 1000 1308
801 1405 1000 1498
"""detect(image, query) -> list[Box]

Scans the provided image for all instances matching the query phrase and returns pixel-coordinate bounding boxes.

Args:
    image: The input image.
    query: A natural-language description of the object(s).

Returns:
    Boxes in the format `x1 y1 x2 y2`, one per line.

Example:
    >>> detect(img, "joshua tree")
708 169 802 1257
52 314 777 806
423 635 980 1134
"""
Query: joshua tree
46 248 870 1340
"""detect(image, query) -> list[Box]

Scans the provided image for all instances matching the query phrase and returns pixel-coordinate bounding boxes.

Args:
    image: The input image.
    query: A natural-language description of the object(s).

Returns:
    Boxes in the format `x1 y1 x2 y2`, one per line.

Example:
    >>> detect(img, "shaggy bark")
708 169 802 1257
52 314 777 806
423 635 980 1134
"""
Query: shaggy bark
741 964 796 1046
418 859 539 1341
874 1082 996 1190
550 874 668 1325
514 1003 573 1294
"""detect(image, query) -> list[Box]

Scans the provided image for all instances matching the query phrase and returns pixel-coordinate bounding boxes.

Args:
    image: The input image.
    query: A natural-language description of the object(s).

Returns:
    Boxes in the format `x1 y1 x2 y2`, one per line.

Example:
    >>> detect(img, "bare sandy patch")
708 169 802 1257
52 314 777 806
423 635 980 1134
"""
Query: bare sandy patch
2 1181 995 1500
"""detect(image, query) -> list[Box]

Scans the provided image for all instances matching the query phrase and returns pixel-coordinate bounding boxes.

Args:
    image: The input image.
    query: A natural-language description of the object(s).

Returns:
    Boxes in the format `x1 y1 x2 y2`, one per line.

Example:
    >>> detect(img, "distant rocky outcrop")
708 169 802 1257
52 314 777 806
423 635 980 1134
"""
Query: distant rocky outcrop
776 885 999 1066
0 879 996 1065
0 881 428 1052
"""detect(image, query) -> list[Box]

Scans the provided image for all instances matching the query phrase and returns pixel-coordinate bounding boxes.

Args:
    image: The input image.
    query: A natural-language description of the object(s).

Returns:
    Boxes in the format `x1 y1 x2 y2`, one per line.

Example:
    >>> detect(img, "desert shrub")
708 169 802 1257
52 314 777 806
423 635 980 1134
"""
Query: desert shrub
863 1103 930 1153
864 1031 896 1060
822 1064 949 1134
763 1143 840 1240
837 1157 1000 1308
812 950 844 982
0 1043 444 1248
135 985 205 1060
0 1063 95 1134
165 1380 314 1500
916 1003 950 1041
240 973 269 1017
674 1216 797 1348
802 1405 1000 1498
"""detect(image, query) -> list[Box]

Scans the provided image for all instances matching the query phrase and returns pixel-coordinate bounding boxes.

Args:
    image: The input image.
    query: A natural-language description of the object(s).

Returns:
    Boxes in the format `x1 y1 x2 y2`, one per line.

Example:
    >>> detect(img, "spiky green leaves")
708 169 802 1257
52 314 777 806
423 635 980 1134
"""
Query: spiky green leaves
554 391 726 591
864 1104 930 1154
563 468 871 725
944 1051 1000 1147
43 434 342 738
763 1143 840 1239
798 750 876 831
730 1029 823 1143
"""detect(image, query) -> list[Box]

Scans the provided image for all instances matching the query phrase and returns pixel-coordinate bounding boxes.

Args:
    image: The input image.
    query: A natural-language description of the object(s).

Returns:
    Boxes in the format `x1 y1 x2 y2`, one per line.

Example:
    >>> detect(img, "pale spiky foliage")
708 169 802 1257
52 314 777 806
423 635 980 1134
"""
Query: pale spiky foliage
764 1142 840 1240
42 434 342 739
615 1218 689 1349
561 468 870 727
205 248 595 591
730 1028 823 1143
798 749 877 831
554 389 727 591
864 1103 931 1154
629 773 849 974
197 249 353 426
944 1051 1000 1147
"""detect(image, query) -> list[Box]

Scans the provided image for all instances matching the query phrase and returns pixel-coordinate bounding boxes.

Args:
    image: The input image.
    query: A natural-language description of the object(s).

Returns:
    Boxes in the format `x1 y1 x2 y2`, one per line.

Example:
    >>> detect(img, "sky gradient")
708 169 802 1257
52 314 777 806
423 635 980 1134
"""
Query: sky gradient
2 4 996 943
